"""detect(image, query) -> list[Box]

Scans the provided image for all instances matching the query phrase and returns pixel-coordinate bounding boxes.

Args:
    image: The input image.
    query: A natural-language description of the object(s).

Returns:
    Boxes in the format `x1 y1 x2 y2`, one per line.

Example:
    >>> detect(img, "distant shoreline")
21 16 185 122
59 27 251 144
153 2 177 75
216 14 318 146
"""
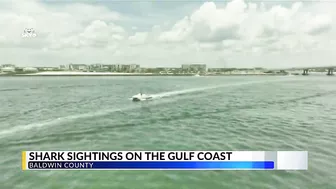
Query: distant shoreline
0 71 292 77
0 74 288 77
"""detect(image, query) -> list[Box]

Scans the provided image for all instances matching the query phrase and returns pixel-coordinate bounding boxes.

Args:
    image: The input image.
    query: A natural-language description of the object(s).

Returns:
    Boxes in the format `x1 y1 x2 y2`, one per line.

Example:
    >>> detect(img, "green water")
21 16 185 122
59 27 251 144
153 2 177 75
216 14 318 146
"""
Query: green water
0 76 335 189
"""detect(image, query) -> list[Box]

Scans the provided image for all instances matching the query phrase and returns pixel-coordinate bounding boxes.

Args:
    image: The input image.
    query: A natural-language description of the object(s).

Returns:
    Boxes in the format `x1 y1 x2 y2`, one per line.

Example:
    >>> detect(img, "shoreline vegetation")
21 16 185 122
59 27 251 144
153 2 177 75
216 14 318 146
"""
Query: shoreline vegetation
0 71 290 77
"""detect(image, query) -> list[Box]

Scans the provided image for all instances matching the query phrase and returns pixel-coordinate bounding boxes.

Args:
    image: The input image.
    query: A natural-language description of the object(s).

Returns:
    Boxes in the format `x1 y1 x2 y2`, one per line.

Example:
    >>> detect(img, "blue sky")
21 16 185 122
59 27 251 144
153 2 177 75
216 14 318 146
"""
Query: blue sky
41 0 205 30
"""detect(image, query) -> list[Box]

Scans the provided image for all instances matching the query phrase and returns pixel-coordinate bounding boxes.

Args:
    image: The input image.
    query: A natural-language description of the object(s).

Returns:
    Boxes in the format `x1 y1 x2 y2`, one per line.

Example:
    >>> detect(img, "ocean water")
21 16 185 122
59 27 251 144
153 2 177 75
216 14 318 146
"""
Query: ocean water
0 76 335 189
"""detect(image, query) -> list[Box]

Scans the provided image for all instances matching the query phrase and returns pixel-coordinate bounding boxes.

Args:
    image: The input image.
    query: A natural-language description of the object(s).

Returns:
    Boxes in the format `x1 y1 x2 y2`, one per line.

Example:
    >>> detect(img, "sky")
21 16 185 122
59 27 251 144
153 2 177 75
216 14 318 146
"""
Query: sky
0 0 335 68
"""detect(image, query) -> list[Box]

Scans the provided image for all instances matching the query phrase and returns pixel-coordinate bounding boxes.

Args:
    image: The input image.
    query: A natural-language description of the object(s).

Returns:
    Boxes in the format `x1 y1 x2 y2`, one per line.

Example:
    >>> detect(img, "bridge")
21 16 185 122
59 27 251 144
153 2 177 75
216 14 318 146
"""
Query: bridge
269 66 336 76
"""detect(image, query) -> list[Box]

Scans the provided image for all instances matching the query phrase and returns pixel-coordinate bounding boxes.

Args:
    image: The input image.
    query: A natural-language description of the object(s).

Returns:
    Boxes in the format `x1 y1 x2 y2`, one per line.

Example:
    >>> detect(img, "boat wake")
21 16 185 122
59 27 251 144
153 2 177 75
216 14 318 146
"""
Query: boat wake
150 78 297 99
0 78 300 139
0 106 136 139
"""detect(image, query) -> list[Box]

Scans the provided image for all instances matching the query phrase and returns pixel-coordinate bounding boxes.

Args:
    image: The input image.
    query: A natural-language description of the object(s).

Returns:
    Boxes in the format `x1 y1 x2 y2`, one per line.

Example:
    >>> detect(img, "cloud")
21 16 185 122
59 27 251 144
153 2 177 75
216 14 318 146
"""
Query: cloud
158 17 192 42
0 0 335 68
128 32 148 45
305 14 332 35
52 20 125 49
159 0 333 54
0 0 124 50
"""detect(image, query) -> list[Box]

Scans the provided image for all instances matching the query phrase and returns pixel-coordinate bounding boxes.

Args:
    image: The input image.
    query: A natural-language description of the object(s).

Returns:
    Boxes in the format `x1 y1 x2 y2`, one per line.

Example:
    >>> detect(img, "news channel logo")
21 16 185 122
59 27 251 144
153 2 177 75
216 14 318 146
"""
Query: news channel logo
22 28 37 38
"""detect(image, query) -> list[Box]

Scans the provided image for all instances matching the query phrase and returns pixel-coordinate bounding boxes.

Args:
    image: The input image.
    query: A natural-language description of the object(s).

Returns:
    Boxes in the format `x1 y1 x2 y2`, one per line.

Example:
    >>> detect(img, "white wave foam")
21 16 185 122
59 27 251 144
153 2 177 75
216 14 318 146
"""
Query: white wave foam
151 78 295 99
0 106 136 138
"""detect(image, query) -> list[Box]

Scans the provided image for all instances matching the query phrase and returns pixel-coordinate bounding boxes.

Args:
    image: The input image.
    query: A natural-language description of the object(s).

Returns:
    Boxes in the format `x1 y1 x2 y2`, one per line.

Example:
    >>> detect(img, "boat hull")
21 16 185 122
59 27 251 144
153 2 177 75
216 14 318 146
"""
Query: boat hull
132 97 152 102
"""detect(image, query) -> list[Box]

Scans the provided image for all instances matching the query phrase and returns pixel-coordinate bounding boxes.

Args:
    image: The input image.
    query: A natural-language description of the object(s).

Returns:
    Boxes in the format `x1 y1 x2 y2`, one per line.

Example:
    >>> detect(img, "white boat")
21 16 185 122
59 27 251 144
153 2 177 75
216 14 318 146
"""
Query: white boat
131 93 153 102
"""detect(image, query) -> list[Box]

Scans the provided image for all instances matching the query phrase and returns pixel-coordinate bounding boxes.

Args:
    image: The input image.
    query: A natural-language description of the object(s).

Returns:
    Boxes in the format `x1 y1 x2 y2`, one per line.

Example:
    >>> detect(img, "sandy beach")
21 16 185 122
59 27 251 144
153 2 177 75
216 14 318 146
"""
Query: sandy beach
16 72 155 76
